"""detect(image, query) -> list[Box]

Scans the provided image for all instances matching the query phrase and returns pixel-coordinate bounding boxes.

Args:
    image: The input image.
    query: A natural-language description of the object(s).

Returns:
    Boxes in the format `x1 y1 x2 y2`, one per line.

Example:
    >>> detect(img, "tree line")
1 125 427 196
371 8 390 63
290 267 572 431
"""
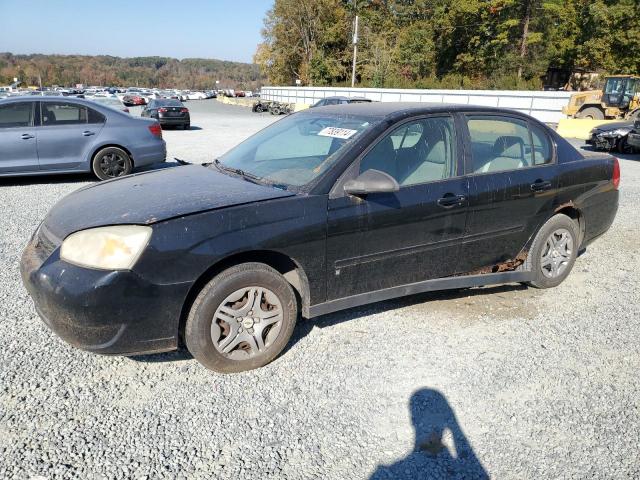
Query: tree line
254 0 640 90
0 53 264 90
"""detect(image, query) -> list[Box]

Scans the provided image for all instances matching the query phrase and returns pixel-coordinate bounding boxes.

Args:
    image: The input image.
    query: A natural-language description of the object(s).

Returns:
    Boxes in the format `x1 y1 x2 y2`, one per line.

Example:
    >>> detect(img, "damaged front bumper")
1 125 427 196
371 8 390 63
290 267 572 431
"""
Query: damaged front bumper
20 229 190 356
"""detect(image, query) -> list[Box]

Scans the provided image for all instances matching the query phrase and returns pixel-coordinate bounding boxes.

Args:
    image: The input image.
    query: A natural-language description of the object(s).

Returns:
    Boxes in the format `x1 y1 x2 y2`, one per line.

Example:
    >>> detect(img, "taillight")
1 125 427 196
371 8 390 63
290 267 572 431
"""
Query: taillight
613 157 620 189
158 107 168 113
148 123 162 138
180 108 188 113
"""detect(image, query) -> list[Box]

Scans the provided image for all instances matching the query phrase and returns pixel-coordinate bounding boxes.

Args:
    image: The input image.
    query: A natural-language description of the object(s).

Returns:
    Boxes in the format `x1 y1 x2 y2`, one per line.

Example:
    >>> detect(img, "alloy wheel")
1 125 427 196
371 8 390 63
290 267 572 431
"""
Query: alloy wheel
99 152 127 178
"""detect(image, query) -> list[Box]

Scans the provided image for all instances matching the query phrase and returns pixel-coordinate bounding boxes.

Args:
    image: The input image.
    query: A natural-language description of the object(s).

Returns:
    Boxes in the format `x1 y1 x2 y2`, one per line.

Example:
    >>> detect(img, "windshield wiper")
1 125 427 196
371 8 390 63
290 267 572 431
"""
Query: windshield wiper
213 159 263 185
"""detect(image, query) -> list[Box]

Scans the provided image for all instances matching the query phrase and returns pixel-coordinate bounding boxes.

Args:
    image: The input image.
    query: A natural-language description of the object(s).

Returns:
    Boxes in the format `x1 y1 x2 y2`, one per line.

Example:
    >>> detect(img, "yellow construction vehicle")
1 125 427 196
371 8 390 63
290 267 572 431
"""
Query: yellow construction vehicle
562 75 640 120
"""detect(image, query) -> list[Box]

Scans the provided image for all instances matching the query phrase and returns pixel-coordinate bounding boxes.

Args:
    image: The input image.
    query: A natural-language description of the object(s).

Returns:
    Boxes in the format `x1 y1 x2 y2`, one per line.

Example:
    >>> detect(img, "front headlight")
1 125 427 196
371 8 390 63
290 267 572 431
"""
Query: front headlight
60 225 152 270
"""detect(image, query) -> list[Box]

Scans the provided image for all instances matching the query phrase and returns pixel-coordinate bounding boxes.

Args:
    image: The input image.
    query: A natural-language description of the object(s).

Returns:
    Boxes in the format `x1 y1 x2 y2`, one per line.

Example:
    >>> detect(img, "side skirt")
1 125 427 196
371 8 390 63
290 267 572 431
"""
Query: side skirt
308 271 534 318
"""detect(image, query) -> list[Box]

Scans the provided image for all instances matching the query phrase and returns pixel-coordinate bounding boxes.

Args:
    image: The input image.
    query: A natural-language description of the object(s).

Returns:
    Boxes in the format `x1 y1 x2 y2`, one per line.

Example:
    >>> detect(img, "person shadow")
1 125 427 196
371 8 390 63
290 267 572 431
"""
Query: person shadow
370 388 489 480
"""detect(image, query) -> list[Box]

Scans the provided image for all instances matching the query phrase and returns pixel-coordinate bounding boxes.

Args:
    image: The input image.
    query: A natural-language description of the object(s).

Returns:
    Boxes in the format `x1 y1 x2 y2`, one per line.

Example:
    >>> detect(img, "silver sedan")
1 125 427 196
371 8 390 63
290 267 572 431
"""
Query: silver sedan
0 96 166 180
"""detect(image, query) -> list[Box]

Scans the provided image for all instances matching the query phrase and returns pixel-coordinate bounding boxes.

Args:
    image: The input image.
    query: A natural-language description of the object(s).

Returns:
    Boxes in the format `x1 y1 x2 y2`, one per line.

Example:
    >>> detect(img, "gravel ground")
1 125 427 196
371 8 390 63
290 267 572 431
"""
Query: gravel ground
1 101 639 479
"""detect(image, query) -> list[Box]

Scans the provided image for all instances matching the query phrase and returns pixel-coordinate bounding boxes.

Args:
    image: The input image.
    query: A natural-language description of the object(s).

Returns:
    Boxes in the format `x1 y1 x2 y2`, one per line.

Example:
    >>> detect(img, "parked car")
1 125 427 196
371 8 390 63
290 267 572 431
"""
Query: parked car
587 121 636 153
20 103 619 373
311 96 372 108
88 96 130 113
141 99 190 129
626 119 640 151
235 91 246 97
122 94 146 106
0 96 165 180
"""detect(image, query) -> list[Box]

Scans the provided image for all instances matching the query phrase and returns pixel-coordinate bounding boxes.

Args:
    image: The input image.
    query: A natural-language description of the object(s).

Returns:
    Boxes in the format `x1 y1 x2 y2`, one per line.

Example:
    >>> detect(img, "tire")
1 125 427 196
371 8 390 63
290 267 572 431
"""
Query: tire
184 123 190 130
617 136 636 154
255 105 263 113
91 146 133 181
185 263 298 373
524 214 579 289
577 107 604 120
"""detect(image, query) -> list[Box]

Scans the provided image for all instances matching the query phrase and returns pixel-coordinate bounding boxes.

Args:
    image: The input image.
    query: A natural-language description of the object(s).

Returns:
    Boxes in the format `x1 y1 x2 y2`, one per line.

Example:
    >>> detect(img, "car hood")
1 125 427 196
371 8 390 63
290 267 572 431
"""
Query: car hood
593 121 633 133
43 165 295 240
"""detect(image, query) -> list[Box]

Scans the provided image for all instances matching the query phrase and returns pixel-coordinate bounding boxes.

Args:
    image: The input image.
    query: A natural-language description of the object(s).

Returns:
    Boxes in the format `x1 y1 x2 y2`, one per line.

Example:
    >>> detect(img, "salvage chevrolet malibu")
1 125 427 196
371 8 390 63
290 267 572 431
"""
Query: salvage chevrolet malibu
21 103 620 373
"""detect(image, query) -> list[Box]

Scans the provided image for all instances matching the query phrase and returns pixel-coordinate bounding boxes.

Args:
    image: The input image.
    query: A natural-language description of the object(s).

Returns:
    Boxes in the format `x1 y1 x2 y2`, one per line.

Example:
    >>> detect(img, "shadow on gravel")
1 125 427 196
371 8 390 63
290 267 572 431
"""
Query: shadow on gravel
370 388 488 480
285 283 528 355
163 125 203 131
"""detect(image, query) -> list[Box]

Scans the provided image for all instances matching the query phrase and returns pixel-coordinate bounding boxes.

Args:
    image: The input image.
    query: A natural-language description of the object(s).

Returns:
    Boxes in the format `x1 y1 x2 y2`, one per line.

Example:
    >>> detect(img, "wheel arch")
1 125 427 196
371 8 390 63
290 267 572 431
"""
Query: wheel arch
178 250 311 344
553 204 585 247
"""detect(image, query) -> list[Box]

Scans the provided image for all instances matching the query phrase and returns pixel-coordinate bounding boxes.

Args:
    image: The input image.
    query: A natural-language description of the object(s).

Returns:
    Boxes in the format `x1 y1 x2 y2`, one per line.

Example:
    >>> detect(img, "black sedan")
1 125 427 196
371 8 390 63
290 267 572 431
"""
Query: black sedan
21 103 619 373
141 99 190 129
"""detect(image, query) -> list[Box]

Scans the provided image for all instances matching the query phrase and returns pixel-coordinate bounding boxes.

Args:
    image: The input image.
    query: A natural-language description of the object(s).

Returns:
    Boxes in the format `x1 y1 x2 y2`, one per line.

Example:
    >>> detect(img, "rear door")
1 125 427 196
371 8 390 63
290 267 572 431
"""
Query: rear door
0 101 39 173
326 115 468 300
36 101 105 171
460 114 558 272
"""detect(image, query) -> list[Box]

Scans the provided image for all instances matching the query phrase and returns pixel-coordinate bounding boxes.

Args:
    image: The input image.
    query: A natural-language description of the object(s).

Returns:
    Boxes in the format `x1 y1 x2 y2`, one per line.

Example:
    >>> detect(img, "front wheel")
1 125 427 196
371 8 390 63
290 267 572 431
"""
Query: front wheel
91 146 133 181
185 263 298 373
525 214 579 289
617 136 636 154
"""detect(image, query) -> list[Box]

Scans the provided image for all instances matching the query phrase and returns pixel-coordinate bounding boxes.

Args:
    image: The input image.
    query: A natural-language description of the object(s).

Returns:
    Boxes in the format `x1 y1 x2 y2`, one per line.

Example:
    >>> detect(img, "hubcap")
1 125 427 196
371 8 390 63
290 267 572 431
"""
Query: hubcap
99 153 127 178
540 228 573 278
211 287 283 360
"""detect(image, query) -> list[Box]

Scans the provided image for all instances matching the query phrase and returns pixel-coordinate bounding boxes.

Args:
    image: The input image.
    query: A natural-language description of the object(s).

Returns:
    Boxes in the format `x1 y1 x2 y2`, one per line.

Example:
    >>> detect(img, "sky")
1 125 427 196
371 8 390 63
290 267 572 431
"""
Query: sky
0 0 273 63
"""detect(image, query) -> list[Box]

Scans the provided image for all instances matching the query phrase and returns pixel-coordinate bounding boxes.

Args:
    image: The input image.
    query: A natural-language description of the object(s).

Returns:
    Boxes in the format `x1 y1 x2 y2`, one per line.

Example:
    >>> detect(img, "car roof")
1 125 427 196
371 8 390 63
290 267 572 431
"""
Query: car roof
305 101 531 120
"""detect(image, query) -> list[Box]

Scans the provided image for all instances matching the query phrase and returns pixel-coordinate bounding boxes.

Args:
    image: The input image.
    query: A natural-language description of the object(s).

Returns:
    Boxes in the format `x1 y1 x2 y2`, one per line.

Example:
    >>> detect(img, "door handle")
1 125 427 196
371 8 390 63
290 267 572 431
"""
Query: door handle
21 133 35 140
530 180 552 192
437 194 466 209
82 131 95 136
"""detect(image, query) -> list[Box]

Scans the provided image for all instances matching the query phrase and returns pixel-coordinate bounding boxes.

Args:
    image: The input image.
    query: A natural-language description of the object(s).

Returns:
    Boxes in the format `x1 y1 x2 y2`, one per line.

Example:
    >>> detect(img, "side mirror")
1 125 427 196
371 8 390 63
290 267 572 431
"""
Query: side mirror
343 169 400 196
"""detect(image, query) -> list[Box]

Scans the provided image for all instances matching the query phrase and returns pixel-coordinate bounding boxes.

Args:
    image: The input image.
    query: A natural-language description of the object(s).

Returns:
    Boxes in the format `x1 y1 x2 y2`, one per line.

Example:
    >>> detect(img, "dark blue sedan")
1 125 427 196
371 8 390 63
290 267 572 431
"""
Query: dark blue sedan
0 96 166 180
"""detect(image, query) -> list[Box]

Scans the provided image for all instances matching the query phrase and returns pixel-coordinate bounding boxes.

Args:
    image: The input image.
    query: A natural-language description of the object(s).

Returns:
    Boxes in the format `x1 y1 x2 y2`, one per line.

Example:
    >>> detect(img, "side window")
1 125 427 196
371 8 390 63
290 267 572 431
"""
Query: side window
0 102 33 128
531 125 553 165
87 107 106 124
466 116 532 173
41 102 87 126
360 117 457 186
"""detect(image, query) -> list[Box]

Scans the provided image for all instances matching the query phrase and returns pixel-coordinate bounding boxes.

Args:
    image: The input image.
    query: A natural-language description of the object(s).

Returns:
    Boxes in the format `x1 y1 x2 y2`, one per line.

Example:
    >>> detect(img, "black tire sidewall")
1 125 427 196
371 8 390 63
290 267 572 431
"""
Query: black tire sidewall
527 214 579 289
92 147 132 181
185 263 298 373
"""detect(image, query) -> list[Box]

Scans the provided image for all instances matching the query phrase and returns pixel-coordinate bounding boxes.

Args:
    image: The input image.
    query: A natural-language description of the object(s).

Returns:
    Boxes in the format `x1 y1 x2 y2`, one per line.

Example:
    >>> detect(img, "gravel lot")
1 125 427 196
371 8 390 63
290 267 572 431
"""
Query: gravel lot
1 100 639 479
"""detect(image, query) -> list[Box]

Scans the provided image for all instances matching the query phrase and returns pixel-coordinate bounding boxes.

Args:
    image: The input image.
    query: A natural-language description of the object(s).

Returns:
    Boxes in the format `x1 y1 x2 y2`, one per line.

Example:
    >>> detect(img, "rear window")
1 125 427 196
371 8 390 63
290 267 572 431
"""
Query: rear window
157 100 183 107
0 102 33 128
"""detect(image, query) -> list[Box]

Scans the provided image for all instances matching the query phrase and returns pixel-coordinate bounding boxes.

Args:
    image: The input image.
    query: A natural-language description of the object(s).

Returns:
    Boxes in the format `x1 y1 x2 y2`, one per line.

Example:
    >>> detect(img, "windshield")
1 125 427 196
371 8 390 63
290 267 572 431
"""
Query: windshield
217 112 380 188
604 78 628 95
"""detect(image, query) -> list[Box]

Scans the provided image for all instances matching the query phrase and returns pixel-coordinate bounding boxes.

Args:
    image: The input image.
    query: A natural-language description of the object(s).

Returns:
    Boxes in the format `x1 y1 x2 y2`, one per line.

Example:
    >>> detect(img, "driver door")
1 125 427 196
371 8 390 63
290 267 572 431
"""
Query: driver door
326 115 468 300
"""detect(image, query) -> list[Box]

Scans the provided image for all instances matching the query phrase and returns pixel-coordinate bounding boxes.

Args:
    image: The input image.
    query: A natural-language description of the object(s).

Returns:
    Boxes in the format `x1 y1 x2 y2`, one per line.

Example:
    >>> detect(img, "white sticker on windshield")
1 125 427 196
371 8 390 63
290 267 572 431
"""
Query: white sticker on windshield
318 127 358 139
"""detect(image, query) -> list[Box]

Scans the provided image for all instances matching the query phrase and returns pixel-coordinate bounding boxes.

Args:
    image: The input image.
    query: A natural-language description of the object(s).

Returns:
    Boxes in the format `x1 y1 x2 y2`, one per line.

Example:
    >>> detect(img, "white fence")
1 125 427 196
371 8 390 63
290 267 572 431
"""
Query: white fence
260 86 572 123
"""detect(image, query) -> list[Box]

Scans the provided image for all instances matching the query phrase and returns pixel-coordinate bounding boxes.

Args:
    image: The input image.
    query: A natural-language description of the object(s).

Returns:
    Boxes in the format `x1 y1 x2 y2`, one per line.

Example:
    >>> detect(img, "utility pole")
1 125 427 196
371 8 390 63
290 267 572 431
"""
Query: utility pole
351 14 359 88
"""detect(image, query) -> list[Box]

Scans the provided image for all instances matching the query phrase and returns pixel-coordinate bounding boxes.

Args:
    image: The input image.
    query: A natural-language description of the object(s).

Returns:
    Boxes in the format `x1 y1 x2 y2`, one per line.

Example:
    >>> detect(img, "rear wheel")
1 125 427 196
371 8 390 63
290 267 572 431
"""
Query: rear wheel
91 146 132 181
525 214 579 289
185 263 298 373
577 107 604 120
